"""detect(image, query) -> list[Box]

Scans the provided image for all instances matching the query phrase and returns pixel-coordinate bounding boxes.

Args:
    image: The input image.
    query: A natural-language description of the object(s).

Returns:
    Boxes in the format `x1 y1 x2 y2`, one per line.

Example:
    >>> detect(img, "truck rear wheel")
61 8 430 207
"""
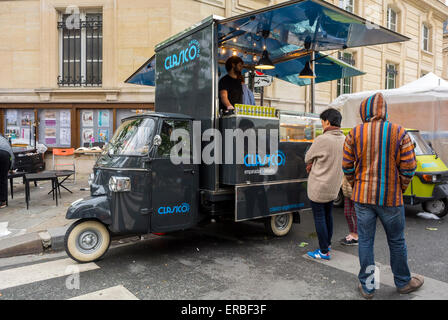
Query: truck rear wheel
265 213 293 237
65 219 111 263
423 199 448 218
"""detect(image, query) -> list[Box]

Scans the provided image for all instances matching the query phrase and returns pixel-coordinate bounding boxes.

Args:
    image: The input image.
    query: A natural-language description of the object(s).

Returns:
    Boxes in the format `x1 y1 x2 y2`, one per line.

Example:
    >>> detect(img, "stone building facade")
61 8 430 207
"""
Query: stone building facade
443 20 448 79
0 0 447 148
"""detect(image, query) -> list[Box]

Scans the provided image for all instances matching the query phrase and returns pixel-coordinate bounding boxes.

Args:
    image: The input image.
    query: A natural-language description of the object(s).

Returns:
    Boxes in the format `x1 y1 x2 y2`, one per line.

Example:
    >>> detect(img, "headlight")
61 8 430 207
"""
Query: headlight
422 174 437 183
109 176 131 192
88 173 95 186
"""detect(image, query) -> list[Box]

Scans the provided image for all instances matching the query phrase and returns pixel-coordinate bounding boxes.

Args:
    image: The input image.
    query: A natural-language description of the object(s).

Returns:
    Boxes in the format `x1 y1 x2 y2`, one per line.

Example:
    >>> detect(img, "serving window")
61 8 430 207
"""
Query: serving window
279 113 321 142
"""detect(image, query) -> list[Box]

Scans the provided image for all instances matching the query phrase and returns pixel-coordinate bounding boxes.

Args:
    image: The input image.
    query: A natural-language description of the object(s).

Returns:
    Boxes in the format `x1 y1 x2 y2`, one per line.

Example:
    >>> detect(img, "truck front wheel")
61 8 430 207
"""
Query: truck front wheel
423 199 448 218
265 213 293 237
64 219 111 263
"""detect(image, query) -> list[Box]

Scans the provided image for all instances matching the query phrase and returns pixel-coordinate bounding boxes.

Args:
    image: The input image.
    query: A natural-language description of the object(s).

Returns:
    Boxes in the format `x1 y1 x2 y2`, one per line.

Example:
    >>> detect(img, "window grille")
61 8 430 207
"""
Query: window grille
58 12 102 86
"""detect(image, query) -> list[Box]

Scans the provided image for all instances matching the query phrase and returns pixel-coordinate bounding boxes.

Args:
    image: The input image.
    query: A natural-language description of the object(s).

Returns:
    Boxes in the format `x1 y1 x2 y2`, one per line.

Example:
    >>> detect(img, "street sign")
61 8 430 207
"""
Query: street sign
254 71 272 87
246 71 273 88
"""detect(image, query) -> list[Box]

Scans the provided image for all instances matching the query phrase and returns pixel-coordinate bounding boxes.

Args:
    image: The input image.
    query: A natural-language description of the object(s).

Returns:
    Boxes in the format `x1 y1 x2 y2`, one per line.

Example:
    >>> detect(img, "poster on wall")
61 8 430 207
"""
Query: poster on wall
82 128 94 144
82 111 94 127
98 110 110 127
60 128 71 146
21 112 33 126
45 128 57 145
6 110 18 126
60 111 71 127
21 128 31 140
6 127 20 138
99 129 109 143
45 111 57 126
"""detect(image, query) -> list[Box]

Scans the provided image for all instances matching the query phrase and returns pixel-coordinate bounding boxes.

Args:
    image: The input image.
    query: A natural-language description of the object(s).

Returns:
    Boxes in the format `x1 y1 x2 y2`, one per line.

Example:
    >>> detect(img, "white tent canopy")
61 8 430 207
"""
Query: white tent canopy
329 72 448 128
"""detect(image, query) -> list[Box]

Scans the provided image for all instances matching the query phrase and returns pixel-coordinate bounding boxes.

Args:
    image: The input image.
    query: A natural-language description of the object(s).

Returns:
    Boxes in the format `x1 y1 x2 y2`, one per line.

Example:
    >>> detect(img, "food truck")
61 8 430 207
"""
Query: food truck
63 0 409 263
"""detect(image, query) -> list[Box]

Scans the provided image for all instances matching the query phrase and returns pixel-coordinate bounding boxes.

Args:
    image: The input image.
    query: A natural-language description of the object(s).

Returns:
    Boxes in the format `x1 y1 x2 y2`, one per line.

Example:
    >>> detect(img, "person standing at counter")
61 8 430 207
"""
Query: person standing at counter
219 56 244 114
0 135 15 208
342 92 421 299
304 109 346 260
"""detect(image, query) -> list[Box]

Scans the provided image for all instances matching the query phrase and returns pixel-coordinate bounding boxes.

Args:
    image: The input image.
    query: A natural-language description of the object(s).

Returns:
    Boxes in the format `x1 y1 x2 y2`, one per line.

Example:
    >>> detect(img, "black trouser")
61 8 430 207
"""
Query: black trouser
0 150 11 202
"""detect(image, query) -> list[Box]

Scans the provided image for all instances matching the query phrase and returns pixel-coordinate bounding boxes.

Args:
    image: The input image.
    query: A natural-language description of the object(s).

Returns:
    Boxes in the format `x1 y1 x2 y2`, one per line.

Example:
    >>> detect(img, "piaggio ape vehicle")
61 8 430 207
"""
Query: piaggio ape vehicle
403 129 448 217
63 0 409 263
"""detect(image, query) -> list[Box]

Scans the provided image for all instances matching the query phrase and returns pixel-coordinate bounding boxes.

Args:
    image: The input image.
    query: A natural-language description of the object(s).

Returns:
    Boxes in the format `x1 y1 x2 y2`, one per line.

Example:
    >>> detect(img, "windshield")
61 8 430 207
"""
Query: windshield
104 117 156 156
408 131 433 156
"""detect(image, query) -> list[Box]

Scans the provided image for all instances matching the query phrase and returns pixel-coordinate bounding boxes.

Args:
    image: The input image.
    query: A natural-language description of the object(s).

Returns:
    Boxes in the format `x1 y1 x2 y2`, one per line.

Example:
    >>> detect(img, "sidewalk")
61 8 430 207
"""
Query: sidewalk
0 173 92 258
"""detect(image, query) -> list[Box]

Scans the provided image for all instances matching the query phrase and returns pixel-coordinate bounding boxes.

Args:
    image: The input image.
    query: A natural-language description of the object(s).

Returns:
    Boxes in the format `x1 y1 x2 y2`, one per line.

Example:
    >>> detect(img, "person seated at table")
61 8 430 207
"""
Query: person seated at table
0 135 15 208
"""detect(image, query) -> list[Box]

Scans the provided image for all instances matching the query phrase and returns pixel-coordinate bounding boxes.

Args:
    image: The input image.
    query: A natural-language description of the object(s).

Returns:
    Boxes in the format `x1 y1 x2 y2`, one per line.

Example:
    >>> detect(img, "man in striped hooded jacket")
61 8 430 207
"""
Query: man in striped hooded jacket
342 92 423 299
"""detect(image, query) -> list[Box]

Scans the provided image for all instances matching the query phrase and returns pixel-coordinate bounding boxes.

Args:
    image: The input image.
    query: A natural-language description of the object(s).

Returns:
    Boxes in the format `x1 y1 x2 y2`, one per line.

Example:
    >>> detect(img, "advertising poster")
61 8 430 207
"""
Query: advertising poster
99 129 109 142
21 128 31 140
60 110 71 127
21 111 33 126
45 128 57 145
6 110 18 126
45 111 57 126
60 128 71 146
82 128 94 144
98 110 110 127
6 127 20 138
82 111 94 127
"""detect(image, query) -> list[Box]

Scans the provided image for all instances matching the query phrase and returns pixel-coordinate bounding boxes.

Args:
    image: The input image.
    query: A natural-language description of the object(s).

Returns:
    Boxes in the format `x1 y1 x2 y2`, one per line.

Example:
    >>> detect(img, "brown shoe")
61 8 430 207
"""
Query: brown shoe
358 283 374 299
397 275 424 294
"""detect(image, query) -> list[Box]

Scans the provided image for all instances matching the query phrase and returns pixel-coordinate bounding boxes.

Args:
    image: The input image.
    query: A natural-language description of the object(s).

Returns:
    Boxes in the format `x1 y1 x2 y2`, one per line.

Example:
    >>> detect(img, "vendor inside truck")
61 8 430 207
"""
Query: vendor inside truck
219 56 247 115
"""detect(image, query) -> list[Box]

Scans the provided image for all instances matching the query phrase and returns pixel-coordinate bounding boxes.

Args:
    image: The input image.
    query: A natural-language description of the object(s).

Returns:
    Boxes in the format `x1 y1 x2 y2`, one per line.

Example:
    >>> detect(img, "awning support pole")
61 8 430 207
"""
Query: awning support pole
311 51 315 114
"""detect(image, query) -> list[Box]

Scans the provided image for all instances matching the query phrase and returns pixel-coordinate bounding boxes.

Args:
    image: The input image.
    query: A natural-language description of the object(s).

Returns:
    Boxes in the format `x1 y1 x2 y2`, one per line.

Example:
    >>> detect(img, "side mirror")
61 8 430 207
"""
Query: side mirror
153 134 162 147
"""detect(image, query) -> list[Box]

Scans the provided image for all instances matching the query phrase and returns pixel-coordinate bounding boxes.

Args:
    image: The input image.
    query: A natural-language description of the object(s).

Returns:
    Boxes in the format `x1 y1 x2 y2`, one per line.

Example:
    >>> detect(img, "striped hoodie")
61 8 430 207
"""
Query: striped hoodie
342 93 417 207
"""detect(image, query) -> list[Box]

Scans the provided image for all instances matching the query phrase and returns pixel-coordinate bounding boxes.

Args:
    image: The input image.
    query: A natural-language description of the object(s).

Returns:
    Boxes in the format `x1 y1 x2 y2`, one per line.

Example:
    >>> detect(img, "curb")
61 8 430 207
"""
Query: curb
0 227 160 259
0 226 69 259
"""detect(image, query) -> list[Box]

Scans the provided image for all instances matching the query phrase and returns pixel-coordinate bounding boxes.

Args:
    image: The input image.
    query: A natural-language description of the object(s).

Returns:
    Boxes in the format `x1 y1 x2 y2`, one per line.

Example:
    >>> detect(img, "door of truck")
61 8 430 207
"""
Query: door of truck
150 119 199 232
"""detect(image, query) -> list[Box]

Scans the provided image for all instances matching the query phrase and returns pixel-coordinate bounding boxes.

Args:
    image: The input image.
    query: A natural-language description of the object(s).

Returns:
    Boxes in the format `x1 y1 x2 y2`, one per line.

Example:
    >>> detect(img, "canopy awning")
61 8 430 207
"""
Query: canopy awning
217 0 409 63
126 0 408 86
125 56 156 86
218 52 365 86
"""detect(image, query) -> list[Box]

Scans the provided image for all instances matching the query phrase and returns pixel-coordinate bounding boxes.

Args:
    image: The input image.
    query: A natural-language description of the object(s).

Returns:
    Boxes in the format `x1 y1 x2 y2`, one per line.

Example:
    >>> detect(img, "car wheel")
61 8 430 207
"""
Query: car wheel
265 213 293 237
64 219 111 263
423 199 448 218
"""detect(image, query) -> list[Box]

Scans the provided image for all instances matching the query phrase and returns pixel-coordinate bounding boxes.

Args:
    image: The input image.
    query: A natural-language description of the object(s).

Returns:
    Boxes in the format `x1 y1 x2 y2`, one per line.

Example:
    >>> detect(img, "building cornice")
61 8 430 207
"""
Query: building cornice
405 0 448 20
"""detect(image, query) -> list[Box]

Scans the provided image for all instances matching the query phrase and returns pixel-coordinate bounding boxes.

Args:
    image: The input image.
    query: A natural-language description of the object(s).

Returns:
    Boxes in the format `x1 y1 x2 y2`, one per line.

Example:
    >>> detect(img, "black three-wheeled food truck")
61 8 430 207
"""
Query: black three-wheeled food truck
64 0 409 263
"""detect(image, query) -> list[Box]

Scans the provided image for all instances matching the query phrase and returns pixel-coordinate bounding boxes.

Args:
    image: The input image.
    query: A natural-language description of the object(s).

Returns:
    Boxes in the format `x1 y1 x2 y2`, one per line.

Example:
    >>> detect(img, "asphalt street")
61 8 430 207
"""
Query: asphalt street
0 205 446 301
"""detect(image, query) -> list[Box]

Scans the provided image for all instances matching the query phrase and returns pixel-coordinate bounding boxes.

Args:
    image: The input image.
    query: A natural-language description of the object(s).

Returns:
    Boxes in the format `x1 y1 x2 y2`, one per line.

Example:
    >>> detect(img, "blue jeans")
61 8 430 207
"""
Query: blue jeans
310 200 333 254
354 203 411 293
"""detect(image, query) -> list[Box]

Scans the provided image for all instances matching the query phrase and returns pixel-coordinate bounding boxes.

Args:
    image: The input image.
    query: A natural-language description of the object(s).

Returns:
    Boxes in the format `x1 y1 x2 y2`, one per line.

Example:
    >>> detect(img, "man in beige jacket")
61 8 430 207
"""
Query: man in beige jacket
305 108 346 260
